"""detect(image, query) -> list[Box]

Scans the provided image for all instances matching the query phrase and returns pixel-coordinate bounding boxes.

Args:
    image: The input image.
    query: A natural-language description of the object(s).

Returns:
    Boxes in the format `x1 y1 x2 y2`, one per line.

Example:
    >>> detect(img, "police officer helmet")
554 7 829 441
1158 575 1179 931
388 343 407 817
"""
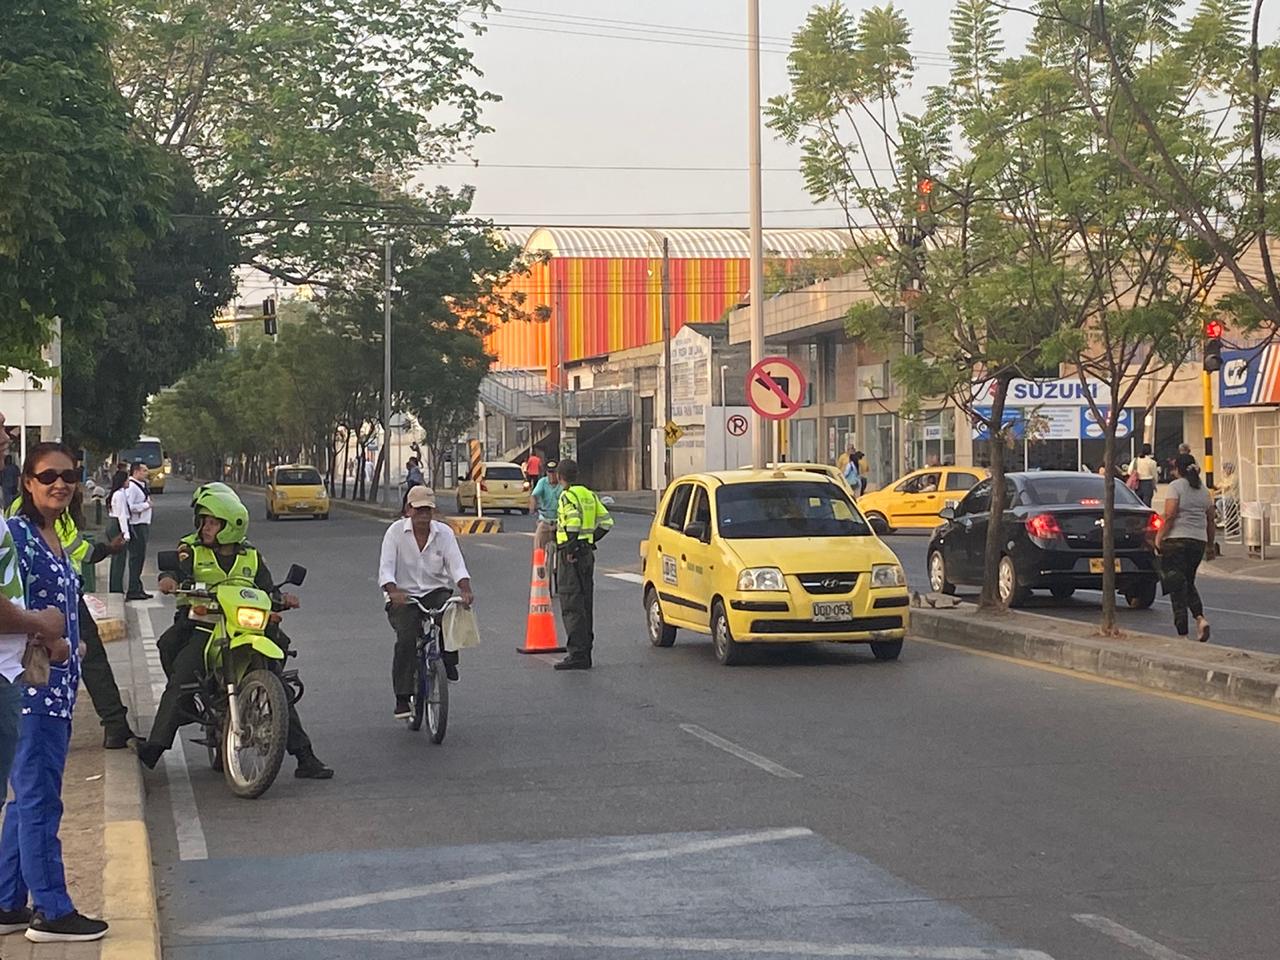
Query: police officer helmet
191 484 249 545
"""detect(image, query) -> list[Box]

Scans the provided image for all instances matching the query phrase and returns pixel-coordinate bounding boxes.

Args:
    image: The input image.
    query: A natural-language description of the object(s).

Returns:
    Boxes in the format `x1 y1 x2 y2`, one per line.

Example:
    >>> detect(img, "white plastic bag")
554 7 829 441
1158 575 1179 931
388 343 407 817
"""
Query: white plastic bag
443 604 481 651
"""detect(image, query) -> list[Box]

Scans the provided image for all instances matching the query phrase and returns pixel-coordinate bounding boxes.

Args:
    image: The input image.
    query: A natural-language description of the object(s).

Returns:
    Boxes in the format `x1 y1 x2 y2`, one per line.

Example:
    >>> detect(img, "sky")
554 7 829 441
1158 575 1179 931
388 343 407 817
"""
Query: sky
421 0 1032 230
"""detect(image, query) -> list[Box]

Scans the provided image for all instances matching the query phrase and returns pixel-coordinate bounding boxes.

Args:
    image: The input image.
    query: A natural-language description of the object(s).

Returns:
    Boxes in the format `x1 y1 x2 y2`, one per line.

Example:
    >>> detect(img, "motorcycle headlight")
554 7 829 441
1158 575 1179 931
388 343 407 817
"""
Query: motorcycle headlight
870 563 906 588
736 567 786 591
236 607 268 630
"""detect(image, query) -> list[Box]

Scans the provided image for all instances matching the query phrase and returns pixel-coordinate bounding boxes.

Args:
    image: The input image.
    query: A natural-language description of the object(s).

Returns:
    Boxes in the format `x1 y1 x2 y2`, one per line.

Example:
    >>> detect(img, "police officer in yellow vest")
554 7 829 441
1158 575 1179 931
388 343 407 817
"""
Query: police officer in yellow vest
7 490 136 748
553 459 613 670
134 484 332 779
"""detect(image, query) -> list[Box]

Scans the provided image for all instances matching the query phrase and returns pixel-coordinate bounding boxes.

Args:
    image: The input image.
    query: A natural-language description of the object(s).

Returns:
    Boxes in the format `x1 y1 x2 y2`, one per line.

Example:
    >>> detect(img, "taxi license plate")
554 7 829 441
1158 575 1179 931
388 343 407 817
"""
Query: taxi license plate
1088 558 1121 573
812 601 853 622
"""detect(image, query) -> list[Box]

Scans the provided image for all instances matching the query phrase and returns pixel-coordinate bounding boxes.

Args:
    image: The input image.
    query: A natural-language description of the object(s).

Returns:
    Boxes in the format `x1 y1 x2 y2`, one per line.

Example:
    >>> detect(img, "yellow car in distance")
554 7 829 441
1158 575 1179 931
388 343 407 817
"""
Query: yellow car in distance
455 462 531 514
266 465 330 520
641 470 909 665
857 466 987 534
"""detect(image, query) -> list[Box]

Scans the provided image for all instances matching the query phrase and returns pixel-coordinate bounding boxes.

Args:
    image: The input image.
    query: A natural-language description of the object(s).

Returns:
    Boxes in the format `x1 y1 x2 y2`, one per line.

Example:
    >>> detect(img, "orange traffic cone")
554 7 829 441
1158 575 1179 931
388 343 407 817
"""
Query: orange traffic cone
518 547 565 654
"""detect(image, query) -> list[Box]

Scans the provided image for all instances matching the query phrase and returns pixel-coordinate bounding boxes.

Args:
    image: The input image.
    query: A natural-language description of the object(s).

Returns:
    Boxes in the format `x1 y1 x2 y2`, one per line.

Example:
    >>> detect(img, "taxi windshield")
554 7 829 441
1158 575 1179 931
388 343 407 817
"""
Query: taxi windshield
276 468 322 486
715 481 872 539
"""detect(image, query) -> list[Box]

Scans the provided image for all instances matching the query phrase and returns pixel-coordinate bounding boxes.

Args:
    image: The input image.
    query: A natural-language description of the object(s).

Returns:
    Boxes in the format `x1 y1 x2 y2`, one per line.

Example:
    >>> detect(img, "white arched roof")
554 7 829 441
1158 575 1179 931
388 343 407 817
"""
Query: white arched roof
500 226 861 260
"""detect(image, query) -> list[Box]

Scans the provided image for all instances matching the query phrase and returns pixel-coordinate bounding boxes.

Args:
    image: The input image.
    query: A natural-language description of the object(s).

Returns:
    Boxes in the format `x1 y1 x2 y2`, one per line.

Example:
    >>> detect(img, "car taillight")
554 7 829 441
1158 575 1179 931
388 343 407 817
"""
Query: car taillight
1147 513 1163 532
1025 513 1063 539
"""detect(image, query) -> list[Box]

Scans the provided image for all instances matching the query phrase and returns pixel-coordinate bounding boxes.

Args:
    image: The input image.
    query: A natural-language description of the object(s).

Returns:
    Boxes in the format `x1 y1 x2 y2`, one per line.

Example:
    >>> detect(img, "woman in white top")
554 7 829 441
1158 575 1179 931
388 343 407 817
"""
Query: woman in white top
107 471 130 594
1127 443 1160 507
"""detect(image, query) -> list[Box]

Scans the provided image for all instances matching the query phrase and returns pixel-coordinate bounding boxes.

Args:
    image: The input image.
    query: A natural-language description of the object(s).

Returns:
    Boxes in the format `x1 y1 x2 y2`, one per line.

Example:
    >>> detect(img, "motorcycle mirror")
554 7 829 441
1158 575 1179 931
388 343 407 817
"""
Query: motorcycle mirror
283 564 307 587
157 550 180 571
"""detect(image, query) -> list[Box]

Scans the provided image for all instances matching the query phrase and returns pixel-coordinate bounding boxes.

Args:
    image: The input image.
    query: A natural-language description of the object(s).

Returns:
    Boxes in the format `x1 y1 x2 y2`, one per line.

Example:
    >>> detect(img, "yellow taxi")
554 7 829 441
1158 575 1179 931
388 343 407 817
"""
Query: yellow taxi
641 470 909 665
455 462 531 514
739 461 857 497
266 465 330 520
856 465 987 534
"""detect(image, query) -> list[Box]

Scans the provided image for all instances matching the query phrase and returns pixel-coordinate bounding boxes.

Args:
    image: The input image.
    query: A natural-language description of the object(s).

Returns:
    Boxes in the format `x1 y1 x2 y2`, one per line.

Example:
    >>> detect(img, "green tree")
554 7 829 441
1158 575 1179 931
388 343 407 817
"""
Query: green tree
0 0 165 372
108 0 500 282
63 165 238 454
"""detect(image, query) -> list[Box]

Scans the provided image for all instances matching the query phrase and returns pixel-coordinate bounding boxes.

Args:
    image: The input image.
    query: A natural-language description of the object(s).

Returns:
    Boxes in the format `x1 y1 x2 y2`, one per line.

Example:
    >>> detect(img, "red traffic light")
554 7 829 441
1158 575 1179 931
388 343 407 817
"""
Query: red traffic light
917 177 934 195
1204 319 1223 339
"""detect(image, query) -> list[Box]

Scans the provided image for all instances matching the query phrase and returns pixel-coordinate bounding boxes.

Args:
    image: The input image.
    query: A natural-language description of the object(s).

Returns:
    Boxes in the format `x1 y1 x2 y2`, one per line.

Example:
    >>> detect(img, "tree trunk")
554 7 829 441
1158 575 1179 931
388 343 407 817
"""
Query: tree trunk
370 442 387 502
340 432 350 499
979 375 1012 610
1100 419 1119 635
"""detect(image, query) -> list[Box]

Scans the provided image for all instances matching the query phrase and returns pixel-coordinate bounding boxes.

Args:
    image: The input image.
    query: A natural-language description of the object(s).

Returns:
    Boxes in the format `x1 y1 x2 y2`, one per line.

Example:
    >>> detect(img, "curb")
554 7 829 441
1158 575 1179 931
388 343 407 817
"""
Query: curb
608 504 656 517
100 618 161 959
911 606 1280 716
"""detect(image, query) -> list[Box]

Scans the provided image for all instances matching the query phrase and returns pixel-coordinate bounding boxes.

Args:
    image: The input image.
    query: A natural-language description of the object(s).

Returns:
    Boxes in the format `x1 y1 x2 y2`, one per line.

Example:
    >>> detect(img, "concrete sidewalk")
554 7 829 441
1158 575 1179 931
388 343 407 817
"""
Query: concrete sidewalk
910 597 1280 717
0 593 160 960
1197 540 1280 582
601 490 660 516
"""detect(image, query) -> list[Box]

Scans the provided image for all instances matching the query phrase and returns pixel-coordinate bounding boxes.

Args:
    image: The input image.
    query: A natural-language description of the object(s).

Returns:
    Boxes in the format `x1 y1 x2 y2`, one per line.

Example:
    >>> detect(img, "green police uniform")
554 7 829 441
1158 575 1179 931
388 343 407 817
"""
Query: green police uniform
555 485 613 663
6 497 131 741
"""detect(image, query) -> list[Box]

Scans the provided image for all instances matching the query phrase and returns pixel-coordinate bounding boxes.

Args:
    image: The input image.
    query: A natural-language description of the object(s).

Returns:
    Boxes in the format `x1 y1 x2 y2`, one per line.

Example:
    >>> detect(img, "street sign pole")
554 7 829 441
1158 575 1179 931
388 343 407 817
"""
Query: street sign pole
747 0 766 469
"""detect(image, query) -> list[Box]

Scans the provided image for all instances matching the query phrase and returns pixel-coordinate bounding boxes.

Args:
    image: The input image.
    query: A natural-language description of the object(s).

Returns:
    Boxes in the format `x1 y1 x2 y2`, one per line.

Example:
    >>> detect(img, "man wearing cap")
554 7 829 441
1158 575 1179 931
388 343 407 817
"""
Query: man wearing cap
378 486 475 719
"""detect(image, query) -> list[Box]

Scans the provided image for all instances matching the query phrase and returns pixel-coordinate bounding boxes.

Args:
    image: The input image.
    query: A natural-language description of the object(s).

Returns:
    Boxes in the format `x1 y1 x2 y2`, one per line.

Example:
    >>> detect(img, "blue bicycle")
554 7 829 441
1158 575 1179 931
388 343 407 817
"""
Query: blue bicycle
408 596 461 743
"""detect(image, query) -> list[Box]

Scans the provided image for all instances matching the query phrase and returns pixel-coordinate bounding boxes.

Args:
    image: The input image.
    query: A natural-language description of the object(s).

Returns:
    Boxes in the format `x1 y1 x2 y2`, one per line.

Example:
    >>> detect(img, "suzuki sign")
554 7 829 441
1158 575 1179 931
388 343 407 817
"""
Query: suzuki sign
972 376 1113 407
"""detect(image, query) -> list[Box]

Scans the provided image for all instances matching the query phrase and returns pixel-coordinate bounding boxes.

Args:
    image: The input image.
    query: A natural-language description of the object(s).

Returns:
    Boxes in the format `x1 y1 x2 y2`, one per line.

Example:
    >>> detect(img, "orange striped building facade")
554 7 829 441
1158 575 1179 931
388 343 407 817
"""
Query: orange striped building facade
485 227 855 382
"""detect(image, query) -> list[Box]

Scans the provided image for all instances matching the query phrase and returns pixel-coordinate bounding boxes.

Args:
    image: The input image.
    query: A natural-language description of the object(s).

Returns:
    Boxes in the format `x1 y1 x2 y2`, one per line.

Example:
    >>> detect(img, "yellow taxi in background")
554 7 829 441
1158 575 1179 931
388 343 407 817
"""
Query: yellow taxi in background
857 466 987 534
641 470 909 665
266 465 330 520
455 462 531 514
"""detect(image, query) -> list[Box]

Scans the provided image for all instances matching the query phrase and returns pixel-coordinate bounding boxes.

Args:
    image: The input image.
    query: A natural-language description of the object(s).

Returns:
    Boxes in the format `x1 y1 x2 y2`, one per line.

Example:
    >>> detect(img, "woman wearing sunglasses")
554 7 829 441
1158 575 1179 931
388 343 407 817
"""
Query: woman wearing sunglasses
0 444 108 942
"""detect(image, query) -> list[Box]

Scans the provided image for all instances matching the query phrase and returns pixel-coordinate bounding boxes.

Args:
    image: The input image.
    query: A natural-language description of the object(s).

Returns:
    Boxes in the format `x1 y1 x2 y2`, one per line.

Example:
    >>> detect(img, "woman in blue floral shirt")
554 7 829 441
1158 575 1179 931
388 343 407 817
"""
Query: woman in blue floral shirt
0 444 108 943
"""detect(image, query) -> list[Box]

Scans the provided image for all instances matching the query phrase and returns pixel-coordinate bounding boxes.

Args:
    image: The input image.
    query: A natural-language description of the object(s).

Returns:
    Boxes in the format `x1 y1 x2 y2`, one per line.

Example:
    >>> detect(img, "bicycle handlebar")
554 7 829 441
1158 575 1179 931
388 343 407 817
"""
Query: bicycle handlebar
409 595 467 617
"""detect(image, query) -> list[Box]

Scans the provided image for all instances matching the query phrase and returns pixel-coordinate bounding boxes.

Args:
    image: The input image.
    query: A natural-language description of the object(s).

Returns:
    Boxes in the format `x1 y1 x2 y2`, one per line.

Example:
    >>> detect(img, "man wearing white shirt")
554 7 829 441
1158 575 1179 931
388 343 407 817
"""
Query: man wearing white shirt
124 462 154 600
378 486 474 720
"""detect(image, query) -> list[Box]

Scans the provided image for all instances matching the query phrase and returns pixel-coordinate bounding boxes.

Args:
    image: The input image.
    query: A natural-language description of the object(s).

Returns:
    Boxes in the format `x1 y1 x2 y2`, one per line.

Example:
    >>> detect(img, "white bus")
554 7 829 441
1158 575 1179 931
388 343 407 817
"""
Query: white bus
116 436 169 493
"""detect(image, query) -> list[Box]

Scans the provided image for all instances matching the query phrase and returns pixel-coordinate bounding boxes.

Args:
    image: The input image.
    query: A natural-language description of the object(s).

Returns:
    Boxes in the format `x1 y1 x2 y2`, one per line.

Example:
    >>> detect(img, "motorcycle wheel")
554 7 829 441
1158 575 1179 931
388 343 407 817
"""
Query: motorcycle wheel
223 669 289 799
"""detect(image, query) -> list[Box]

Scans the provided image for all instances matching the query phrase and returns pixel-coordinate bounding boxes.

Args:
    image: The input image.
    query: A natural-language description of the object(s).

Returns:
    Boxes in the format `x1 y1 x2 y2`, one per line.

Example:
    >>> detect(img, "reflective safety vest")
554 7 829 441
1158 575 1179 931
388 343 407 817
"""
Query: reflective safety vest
555 485 614 546
188 542 260 587
6 497 91 574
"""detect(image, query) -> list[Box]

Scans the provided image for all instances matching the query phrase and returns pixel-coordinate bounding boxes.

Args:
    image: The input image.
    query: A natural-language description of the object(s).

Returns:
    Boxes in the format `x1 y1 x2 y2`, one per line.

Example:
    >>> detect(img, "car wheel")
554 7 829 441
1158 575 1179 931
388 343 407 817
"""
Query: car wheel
927 549 956 595
646 589 676 647
866 511 893 535
456 494 464 513
1125 580 1158 609
1050 585 1075 600
319 513 330 521
997 555 1029 607
711 601 746 666
266 507 277 521
870 640 903 661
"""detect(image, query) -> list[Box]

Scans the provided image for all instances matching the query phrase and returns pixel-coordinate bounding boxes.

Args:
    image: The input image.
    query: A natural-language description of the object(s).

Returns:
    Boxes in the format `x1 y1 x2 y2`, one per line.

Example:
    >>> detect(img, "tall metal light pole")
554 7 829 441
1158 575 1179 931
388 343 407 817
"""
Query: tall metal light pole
383 238 393 503
661 236 673 486
748 0 767 469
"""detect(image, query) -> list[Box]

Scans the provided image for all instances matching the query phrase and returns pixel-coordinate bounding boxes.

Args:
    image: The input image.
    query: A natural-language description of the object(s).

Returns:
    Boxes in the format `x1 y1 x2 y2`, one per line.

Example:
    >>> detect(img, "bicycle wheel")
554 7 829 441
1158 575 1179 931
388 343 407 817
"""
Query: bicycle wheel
427 659 449 744
409 650 426 732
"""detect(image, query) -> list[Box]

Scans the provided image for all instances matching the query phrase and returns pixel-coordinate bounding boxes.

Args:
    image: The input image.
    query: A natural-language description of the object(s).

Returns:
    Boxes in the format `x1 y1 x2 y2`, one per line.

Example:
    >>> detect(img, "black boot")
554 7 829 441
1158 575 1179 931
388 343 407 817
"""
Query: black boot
294 751 334 780
102 726 137 750
133 740 165 769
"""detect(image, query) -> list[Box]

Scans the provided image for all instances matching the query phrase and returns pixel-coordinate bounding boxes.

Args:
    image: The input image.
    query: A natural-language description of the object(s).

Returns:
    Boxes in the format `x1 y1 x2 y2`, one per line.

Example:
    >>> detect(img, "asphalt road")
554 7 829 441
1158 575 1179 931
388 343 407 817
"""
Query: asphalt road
881 531 1280 654
138 482 1280 960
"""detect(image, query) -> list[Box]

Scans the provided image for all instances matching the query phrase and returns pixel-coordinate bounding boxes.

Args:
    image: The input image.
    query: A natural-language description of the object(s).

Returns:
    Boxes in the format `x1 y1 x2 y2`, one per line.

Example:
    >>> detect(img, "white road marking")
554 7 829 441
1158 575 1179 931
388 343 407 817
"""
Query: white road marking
471 542 506 551
1072 914 1198 960
192 828 813 930
607 571 646 584
679 723 803 779
134 606 209 862
195 925 1056 959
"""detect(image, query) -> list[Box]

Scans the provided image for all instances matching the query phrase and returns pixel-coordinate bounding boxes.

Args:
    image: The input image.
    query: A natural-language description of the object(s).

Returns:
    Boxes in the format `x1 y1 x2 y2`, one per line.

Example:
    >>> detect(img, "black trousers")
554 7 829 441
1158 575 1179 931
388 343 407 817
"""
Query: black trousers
1162 538 1206 636
78 599 130 736
127 523 150 595
386 588 457 699
558 546 595 660
106 519 126 594
150 619 313 757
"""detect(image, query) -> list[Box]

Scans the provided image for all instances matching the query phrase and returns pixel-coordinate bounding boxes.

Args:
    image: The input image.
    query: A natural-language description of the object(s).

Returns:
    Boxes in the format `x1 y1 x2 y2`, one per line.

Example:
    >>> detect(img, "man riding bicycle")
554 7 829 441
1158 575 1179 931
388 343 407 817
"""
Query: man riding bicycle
378 487 474 720
529 460 563 554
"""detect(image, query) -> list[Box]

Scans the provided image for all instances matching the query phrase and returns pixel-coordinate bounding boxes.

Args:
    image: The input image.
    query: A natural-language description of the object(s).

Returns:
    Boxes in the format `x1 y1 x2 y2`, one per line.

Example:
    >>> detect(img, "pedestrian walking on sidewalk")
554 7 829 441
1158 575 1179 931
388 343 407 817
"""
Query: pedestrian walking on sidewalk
1127 444 1159 507
106 469 130 594
123 462 152 600
1156 453 1215 643
0 443 109 942
552 459 613 671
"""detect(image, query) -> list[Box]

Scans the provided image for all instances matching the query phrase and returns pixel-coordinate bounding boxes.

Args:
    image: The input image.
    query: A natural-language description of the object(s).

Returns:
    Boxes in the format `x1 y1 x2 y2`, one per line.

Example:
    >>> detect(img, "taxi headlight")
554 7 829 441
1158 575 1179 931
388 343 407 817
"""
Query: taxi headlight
236 607 268 631
871 563 906 588
737 567 786 591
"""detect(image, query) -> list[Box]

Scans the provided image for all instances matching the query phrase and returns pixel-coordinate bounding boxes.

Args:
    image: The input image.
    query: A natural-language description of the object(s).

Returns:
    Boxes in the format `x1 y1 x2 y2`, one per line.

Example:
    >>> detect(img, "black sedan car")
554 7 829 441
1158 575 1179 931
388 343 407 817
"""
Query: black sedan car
926 471 1161 608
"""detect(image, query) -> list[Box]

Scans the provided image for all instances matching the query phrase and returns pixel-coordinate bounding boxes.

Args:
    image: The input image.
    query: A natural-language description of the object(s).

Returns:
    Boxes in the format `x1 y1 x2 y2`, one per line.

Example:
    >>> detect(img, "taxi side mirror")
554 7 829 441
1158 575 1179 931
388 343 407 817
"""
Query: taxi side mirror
683 521 710 543
938 506 956 521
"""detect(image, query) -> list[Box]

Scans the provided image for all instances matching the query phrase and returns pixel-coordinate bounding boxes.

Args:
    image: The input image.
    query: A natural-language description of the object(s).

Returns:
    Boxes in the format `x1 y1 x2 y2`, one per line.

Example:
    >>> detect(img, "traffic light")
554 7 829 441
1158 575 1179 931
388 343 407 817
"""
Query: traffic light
263 297 278 337
1203 319 1223 373
913 176 936 243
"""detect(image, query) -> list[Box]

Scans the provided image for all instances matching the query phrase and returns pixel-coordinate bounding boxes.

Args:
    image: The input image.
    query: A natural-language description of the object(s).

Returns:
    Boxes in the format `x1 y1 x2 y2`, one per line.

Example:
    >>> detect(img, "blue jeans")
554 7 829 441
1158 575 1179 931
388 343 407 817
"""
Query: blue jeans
0 712 75 919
